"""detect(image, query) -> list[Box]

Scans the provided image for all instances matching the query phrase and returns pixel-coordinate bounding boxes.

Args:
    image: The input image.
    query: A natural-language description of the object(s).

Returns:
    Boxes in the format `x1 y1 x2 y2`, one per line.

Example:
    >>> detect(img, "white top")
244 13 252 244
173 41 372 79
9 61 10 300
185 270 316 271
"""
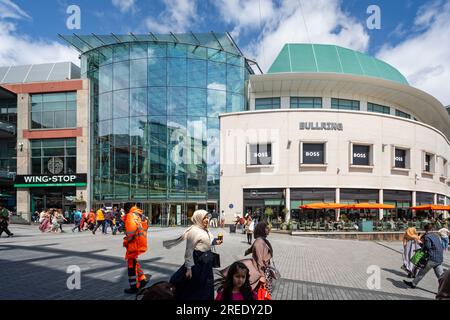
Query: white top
184 226 215 269
438 228 450 238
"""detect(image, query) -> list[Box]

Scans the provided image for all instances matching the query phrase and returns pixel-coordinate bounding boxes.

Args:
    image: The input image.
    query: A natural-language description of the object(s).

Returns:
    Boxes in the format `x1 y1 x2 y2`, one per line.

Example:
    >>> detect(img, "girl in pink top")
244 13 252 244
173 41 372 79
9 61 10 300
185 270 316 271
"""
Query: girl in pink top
215 261 257 301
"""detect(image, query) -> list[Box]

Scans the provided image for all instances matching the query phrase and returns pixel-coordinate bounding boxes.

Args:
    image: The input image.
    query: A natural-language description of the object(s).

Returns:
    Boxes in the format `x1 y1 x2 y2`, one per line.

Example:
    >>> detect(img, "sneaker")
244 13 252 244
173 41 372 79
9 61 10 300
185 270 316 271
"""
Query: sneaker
124 287 139 294
403 280 416 288
7 234 13 238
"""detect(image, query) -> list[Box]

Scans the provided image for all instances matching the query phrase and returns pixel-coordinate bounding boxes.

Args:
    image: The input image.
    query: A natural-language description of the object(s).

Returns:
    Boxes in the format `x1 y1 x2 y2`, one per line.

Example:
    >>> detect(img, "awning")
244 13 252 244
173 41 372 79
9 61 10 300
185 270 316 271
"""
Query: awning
411 204 450 210
344 203 395 210
299 202 347 209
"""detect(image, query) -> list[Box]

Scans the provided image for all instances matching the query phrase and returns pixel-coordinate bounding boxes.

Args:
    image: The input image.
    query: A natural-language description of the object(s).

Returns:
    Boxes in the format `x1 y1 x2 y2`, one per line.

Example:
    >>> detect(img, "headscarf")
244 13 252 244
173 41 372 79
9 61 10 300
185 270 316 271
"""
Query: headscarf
163 209 208 249
436 268 450 300
404 227 420 241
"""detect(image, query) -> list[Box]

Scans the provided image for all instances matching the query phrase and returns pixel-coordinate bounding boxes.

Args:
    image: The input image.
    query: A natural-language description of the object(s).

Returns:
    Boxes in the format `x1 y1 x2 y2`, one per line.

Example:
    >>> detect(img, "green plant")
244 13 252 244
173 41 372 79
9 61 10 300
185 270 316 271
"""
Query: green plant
264 207 274 222
280 222 288 230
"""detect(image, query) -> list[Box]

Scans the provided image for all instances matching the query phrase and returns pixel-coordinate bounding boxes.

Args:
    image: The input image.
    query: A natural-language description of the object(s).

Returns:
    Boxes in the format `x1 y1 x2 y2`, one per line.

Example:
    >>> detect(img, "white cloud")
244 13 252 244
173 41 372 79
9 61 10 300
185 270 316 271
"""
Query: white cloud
144 0 198 33
112 0 136 13
239 0 370 72
0 0 30 20
213 0 275 40
0 1 78 67
377 0 450 105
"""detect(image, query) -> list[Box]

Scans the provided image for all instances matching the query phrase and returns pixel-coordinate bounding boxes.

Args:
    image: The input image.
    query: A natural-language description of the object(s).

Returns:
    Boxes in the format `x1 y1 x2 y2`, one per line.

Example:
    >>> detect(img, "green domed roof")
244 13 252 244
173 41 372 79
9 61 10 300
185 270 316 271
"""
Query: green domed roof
267 44 409 85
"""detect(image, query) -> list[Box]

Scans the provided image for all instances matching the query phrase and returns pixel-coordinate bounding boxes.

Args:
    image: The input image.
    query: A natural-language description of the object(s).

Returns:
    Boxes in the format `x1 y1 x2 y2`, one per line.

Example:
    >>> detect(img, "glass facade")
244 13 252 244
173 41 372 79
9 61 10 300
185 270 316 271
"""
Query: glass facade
82 40 251 203
30 92 77 129
30 139 77 174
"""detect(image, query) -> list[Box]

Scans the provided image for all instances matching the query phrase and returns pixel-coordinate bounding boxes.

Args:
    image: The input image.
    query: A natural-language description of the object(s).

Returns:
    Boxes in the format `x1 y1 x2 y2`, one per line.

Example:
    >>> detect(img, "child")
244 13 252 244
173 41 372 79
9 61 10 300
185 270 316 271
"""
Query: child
215 261 257 301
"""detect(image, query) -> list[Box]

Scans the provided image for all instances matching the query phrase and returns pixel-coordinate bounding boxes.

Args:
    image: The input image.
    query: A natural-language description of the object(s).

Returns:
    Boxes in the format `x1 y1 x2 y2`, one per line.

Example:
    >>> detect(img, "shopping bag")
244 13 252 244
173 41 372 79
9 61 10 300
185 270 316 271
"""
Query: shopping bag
410 249 428 267
257 283 272 300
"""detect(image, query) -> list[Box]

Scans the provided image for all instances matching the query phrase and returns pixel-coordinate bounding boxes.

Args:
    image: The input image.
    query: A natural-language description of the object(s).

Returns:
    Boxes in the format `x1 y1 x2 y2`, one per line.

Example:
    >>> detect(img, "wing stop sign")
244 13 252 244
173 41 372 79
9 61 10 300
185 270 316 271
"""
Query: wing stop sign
14 174 87 188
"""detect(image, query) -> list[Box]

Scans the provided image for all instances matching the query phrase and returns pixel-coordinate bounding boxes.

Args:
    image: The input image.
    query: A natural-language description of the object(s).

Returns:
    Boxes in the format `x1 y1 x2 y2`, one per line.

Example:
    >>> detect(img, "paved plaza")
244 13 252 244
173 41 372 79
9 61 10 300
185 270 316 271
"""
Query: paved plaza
0 224 449 300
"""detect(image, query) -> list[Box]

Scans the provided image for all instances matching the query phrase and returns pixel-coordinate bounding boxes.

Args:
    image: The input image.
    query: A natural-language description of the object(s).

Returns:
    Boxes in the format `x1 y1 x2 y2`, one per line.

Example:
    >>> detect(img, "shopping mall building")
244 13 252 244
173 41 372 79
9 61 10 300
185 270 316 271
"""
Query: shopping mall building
1 33 449 224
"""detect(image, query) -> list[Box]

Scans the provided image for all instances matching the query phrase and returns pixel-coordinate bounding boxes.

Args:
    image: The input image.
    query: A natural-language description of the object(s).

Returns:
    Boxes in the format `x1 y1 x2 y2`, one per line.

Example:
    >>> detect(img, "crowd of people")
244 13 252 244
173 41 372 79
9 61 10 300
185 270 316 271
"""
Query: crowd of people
36 206 126 235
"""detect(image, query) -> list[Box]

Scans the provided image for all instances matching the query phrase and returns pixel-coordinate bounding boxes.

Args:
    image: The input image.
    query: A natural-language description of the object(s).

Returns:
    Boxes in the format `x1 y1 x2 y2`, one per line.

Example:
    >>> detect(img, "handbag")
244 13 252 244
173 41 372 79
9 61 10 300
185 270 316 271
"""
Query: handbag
266 259 281 280
257 283 272 300
410 249 428 267
211 246 221 268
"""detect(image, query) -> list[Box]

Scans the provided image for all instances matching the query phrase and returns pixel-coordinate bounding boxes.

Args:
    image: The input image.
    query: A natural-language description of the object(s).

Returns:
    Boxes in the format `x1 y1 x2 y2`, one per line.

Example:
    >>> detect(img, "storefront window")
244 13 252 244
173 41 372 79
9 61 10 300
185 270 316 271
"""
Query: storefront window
301 143 325 164
367 102 390 114
30 138 76 174
255 98 280 110
352 144 371 166
248 143 272 166
331 98 360 111
30 92 77 129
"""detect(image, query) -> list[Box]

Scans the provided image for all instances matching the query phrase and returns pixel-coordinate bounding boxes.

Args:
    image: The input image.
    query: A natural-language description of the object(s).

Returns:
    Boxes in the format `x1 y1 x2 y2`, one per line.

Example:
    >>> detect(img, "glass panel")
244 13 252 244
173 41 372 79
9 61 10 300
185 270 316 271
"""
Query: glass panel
114 148 130 174
66 101 77 110
66 147 76 156
43 147 65 156
66 111 76 127
207 61 226 87
187 45 206 59
130 43 148 60
54 111 67 128
207 89 226 117
208 48 226 63
43 93 66 102
99 46 113 66
187 59 206 88
167 43 187 58
65 157 76 174
113 89 129 119
227 65 243 94
99 92 112 121
113 43 130 62
187 88 206 116
168 87 187 116
31 102 42 112
148 43 167 58
99 64 113 93
148 87 167 116
130 88 147 117
31 148 41 157
42 139 65 148
31 94 42 103
42 111 54 128
148 58 167 86
353 145 370 166
302 143 325 164
66 92 77 101
226 93 244 113
43 102 66 111
168 58 187 87
130 59 148 88
113 61 130 90
31 158 41 174
113 118 130 146
31 112 42 129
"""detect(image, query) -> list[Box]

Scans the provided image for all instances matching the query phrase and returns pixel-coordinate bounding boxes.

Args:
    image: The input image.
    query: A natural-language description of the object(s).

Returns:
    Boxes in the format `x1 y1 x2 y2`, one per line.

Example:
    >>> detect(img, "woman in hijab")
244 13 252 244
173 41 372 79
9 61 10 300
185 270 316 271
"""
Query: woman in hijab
163 209 223 300
401 227 422 278
217 222 274 296
436 268 450 300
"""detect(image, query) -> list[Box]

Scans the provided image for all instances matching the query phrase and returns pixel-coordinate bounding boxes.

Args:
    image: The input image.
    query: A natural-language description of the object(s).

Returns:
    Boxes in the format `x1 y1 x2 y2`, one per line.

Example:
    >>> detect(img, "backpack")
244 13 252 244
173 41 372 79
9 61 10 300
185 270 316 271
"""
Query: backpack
136 281 176 300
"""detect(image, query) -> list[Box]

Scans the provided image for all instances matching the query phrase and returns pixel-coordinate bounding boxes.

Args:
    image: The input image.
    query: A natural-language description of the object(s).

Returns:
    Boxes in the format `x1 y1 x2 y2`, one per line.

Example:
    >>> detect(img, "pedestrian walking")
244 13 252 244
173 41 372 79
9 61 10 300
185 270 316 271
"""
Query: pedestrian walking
93 207 106 234
105 209 115 234
245 215 254 245
72 209 82 232
215 261 257 301
164 209 223 300
123 203 150 294
438 227 449 251
210 210 218 228
401 227 422 278
80 210 87 231
87 209 96 231
404 224 445 289
112 206 124 235
56 210 67 233
0 203 13 238
39 210 52 233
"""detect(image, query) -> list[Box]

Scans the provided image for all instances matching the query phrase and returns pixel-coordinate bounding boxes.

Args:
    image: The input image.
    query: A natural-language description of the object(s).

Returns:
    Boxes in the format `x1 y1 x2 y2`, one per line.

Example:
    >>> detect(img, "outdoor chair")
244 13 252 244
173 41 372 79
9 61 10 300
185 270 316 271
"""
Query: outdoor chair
299 223 306 231
305 223 312 231
319 223 326 231
312 223 320 231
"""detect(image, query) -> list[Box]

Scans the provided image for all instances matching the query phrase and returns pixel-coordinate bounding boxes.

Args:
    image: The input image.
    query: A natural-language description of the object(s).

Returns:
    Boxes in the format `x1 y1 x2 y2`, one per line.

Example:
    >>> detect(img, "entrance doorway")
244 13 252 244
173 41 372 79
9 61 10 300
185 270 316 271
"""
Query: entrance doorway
31 187 76 213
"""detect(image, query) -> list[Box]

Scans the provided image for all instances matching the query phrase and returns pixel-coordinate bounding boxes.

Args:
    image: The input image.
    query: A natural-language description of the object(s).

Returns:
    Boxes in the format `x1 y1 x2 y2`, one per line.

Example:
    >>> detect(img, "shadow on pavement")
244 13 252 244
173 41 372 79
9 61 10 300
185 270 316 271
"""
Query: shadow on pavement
382 268 408 278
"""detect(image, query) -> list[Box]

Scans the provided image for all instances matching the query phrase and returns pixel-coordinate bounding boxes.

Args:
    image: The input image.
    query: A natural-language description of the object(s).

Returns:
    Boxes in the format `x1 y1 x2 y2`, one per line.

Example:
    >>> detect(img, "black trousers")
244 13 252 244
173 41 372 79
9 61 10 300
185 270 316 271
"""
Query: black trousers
0 220 12 236
247 233 253 244
93 220 105 233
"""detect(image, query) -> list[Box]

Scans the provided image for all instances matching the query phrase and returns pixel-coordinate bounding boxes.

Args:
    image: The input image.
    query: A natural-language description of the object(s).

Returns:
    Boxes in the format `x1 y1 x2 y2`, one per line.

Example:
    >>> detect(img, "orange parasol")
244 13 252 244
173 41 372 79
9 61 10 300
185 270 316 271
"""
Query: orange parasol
344 203 395 210
299 202 348 210
411 204 450 210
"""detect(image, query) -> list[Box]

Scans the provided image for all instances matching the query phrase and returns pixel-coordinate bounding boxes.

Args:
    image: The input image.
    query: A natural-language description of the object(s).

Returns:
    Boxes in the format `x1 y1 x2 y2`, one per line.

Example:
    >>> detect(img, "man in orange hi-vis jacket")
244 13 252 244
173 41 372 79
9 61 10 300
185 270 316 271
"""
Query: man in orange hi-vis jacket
123 202 151 294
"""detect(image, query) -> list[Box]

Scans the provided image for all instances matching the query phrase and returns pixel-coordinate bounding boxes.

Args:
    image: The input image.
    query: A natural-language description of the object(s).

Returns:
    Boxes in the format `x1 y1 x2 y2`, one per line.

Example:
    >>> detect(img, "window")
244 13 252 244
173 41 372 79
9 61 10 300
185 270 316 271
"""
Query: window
255 98 280 110
351 144 372 166
30 92 77 129
368 102 390 114
423 152 435 173
301 143 326 165
30 139 76 174
396 110 411 119
393 148 409 169
291 97 322 109
248 143 272 166
331 98 360 111
442 158 448 178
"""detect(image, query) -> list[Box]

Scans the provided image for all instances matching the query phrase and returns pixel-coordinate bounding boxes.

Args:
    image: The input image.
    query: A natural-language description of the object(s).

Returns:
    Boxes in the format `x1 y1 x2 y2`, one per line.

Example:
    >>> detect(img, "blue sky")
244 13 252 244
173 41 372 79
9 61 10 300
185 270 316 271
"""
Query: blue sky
1 0 450 105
